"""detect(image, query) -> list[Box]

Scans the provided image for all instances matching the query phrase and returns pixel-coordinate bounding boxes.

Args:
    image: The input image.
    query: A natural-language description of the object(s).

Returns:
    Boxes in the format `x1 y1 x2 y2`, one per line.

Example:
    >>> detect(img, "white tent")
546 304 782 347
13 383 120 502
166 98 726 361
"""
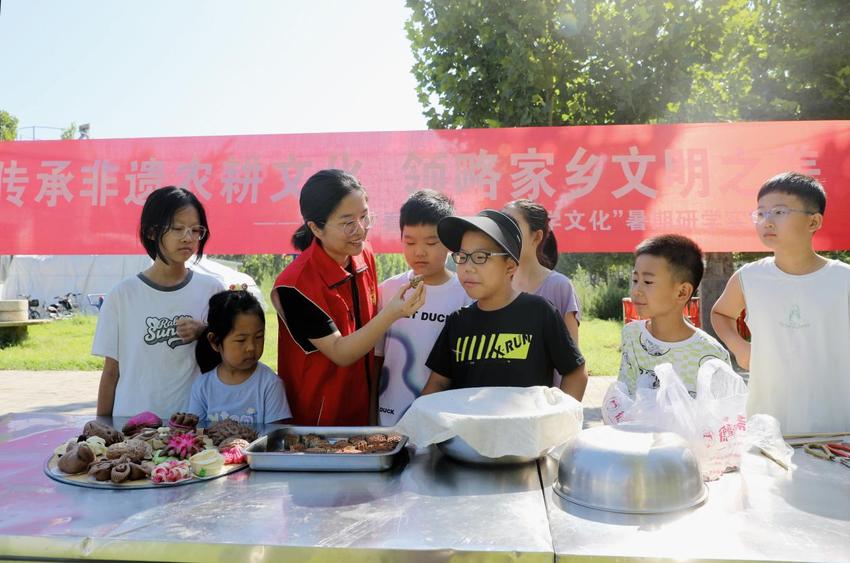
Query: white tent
1 255 265 314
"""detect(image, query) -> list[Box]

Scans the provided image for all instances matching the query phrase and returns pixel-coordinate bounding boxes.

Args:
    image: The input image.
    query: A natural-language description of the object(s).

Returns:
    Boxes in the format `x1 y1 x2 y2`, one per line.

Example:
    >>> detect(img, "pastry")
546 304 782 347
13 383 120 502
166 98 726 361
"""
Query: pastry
83 420 124 446
409 274 424 288
205 419 258 446
219 438 250 464
219 437 250 451
57 442 95 474
189 449 225 477
122 411 163 436
151 460 192 484
163 431 205 460
168 412 199 433
84 436 108 457
106 438 152 463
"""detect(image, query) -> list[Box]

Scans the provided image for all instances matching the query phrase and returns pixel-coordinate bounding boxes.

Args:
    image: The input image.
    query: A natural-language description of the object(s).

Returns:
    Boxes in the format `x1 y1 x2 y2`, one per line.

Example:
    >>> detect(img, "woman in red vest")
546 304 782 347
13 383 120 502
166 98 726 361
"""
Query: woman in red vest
271 169 425 426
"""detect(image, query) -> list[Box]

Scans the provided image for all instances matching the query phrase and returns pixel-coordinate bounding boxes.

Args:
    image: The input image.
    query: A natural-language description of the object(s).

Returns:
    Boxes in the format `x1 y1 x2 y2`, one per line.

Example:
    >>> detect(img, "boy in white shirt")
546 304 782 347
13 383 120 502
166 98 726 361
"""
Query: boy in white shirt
375 190 473 425
712 172 850 434
619 234 731 397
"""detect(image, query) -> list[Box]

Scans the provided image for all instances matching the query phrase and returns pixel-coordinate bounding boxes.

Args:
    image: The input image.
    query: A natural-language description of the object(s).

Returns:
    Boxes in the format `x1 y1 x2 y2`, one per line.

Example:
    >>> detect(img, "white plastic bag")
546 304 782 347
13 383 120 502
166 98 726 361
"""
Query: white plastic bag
695 359 749 479
603 361 748 481
601 380 633 425
745 413 795 470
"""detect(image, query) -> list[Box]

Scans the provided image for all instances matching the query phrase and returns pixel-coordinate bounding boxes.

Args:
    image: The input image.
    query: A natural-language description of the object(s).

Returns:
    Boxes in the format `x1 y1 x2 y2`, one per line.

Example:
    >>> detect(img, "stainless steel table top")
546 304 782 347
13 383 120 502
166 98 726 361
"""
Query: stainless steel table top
541 442 850 562
0 413 552 562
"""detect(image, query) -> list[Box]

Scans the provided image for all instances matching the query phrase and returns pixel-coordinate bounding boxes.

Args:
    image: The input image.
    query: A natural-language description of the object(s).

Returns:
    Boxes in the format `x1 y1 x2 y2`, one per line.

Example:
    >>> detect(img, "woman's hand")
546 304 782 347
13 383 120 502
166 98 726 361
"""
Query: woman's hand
383 281 426 321
176 318 206 343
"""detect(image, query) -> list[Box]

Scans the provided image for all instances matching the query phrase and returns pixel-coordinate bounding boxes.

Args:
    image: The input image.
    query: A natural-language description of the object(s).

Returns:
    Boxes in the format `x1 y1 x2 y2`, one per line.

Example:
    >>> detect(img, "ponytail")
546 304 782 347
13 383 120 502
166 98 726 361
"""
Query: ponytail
194 327 221 374
538 231 559 269
291 223 314 251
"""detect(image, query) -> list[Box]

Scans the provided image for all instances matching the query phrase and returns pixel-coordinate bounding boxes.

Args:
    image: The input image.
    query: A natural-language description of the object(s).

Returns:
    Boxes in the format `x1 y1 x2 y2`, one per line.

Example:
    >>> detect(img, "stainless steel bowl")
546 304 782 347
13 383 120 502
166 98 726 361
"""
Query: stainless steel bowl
553 424 707 514
437 436 539 465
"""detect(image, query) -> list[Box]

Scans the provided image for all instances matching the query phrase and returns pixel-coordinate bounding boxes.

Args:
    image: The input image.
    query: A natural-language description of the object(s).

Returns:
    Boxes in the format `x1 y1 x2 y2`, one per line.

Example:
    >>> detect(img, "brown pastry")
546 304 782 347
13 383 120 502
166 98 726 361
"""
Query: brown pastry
57 442 95 474
289 443 306 452
366 433 388 444
111 461 132 483
88 459 115 481
83 420 124 446
218 437 250 452
283 434 301 448
168 412 199 433
302 433 323 448
409 274 424 288
106 439 152 463
205 419 258 446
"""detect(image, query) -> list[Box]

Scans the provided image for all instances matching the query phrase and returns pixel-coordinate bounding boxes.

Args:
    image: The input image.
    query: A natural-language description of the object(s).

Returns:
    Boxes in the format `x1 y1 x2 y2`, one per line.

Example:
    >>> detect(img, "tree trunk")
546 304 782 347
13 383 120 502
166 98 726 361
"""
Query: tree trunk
699 252 734 341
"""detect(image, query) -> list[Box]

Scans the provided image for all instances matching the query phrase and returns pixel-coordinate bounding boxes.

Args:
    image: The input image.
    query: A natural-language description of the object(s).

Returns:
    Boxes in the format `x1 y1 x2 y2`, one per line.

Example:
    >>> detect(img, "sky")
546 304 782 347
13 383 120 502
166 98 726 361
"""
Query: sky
0 0 429 140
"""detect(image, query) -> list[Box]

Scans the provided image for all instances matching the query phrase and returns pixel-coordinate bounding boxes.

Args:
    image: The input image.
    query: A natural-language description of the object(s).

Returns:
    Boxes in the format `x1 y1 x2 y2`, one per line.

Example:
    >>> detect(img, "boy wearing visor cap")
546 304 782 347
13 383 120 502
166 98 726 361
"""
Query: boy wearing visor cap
421 210 588 401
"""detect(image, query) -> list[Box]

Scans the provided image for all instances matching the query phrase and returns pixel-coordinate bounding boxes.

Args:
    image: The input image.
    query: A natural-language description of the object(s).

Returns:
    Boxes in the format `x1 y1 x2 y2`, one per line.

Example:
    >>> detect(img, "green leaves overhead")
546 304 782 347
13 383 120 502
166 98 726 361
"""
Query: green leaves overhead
405 0 850 128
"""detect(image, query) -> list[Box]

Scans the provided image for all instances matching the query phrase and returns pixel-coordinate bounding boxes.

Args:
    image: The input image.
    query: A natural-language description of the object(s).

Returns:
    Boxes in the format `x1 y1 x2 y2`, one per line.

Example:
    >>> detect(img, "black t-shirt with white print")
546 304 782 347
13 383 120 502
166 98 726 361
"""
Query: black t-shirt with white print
426 292 585 389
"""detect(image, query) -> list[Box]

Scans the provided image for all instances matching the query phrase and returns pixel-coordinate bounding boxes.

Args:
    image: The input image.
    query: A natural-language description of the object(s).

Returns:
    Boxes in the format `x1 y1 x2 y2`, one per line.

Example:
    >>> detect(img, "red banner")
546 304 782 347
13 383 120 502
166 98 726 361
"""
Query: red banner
1 121 849 254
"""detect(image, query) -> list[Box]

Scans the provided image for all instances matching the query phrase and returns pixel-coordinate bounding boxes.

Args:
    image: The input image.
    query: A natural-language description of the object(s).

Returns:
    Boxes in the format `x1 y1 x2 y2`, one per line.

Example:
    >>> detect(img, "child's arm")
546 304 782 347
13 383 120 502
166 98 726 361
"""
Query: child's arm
563 311 580 346
710 271 750 370
559 363 588 402
96 357 119 416
421 371 451 395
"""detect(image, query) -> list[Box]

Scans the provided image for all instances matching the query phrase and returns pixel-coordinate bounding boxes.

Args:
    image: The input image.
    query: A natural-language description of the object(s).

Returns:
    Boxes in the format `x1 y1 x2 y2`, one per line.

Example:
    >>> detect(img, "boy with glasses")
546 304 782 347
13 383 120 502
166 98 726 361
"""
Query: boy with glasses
421 210 587 401
711 172 850 434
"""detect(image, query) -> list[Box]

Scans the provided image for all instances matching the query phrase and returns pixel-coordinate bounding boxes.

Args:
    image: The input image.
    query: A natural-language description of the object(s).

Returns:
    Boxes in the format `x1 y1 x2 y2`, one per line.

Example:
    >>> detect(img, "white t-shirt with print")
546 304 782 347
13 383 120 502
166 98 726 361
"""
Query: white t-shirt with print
188 361 291 424
375 271 473 425
740 257 850 434
618 320 731 397
92 270 225 417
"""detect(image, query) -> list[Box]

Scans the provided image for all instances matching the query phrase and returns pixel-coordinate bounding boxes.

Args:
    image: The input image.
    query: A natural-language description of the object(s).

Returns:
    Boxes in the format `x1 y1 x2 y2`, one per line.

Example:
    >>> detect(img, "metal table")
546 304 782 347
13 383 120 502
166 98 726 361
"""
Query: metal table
541 443 850 562
0 413 552 562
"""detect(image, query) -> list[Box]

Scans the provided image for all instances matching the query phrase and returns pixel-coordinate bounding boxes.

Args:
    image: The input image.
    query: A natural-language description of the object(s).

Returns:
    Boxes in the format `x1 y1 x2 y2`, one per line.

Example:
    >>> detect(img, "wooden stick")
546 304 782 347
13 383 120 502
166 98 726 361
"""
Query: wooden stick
758 447 790 470
782 431 850 440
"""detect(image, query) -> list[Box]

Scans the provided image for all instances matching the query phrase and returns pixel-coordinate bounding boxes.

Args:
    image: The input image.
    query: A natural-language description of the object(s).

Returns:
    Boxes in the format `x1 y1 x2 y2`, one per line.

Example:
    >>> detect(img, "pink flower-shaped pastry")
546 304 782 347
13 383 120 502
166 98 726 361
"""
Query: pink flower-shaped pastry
164 431 205 460
151 460 192 484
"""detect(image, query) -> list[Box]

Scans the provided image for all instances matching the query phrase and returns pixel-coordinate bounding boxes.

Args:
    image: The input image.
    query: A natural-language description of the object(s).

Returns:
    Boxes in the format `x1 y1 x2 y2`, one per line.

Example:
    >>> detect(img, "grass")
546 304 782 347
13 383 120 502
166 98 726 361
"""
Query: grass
0 308 624 376
578 318 623 377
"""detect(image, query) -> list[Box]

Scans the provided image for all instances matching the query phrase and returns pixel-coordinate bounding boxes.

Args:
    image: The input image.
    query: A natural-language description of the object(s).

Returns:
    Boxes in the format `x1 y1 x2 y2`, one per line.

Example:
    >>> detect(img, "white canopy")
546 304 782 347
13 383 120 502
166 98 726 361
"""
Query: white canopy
0 255 265 313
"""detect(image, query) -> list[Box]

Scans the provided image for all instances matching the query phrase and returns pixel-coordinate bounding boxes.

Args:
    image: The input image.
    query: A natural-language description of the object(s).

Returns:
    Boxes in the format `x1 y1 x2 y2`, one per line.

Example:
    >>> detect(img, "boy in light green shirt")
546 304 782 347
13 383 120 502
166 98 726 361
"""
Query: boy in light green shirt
619 234 731 397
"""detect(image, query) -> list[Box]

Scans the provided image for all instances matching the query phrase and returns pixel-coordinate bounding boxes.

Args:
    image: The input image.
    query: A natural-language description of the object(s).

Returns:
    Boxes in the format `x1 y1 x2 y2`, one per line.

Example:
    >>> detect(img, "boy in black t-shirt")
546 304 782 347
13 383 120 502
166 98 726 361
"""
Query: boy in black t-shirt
421 210 588 401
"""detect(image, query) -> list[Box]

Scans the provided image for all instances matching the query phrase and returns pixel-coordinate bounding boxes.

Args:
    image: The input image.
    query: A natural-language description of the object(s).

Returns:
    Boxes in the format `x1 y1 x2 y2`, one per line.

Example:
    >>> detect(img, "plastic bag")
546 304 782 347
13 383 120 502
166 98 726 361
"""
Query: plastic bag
601 380 633 425
745 413 795 470
694 359 749 479
603 360 748 481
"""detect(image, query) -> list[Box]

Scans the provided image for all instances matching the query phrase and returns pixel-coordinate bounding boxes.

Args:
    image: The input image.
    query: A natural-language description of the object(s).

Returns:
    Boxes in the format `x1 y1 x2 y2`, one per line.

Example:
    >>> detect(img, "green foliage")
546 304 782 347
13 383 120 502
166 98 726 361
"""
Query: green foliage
405 0 850 128
375 254 410 282
60 122 78 140
570 265 630 321
0 110 18 141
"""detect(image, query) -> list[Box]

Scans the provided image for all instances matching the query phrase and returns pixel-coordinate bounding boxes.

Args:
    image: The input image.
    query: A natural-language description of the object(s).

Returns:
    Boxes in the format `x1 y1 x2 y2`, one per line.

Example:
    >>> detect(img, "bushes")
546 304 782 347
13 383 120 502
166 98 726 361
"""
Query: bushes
569 265 630 321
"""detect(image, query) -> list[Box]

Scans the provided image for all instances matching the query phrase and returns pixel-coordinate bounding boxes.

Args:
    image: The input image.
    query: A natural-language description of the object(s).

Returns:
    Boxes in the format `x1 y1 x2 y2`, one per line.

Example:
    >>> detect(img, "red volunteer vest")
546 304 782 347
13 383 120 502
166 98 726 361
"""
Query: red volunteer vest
274 240 378 426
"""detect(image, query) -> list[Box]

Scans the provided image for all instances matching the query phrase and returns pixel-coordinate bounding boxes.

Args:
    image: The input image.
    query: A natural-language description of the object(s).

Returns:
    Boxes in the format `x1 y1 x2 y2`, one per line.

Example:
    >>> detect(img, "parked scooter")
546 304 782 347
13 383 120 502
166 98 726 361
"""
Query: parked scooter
47 292 82 319
18 294 41 319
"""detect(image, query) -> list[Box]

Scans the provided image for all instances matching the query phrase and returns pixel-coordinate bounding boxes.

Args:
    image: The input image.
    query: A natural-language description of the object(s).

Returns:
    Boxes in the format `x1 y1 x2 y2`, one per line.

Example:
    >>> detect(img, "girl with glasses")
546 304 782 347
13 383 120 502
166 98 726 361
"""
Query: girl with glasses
93 186 225 417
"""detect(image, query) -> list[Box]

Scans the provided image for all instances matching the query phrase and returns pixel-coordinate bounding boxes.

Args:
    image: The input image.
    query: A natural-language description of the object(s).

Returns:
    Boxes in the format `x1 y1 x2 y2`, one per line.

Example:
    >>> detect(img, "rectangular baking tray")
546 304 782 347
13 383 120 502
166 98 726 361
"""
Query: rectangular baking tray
246 426 408 472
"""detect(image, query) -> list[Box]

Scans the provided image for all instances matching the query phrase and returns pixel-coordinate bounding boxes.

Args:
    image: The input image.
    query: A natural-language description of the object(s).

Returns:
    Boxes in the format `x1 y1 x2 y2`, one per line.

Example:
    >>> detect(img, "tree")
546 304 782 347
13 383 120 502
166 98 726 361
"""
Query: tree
61 122 78 140
0 110 18 141
406 0 850 336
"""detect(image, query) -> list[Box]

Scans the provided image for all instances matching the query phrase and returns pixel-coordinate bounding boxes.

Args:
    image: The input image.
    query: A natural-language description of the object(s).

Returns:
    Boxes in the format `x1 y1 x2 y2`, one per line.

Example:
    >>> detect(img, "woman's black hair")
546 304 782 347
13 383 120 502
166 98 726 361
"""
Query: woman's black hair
195 289 265 373
291 169 365 251
139 186 210 264
505 199 559 269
